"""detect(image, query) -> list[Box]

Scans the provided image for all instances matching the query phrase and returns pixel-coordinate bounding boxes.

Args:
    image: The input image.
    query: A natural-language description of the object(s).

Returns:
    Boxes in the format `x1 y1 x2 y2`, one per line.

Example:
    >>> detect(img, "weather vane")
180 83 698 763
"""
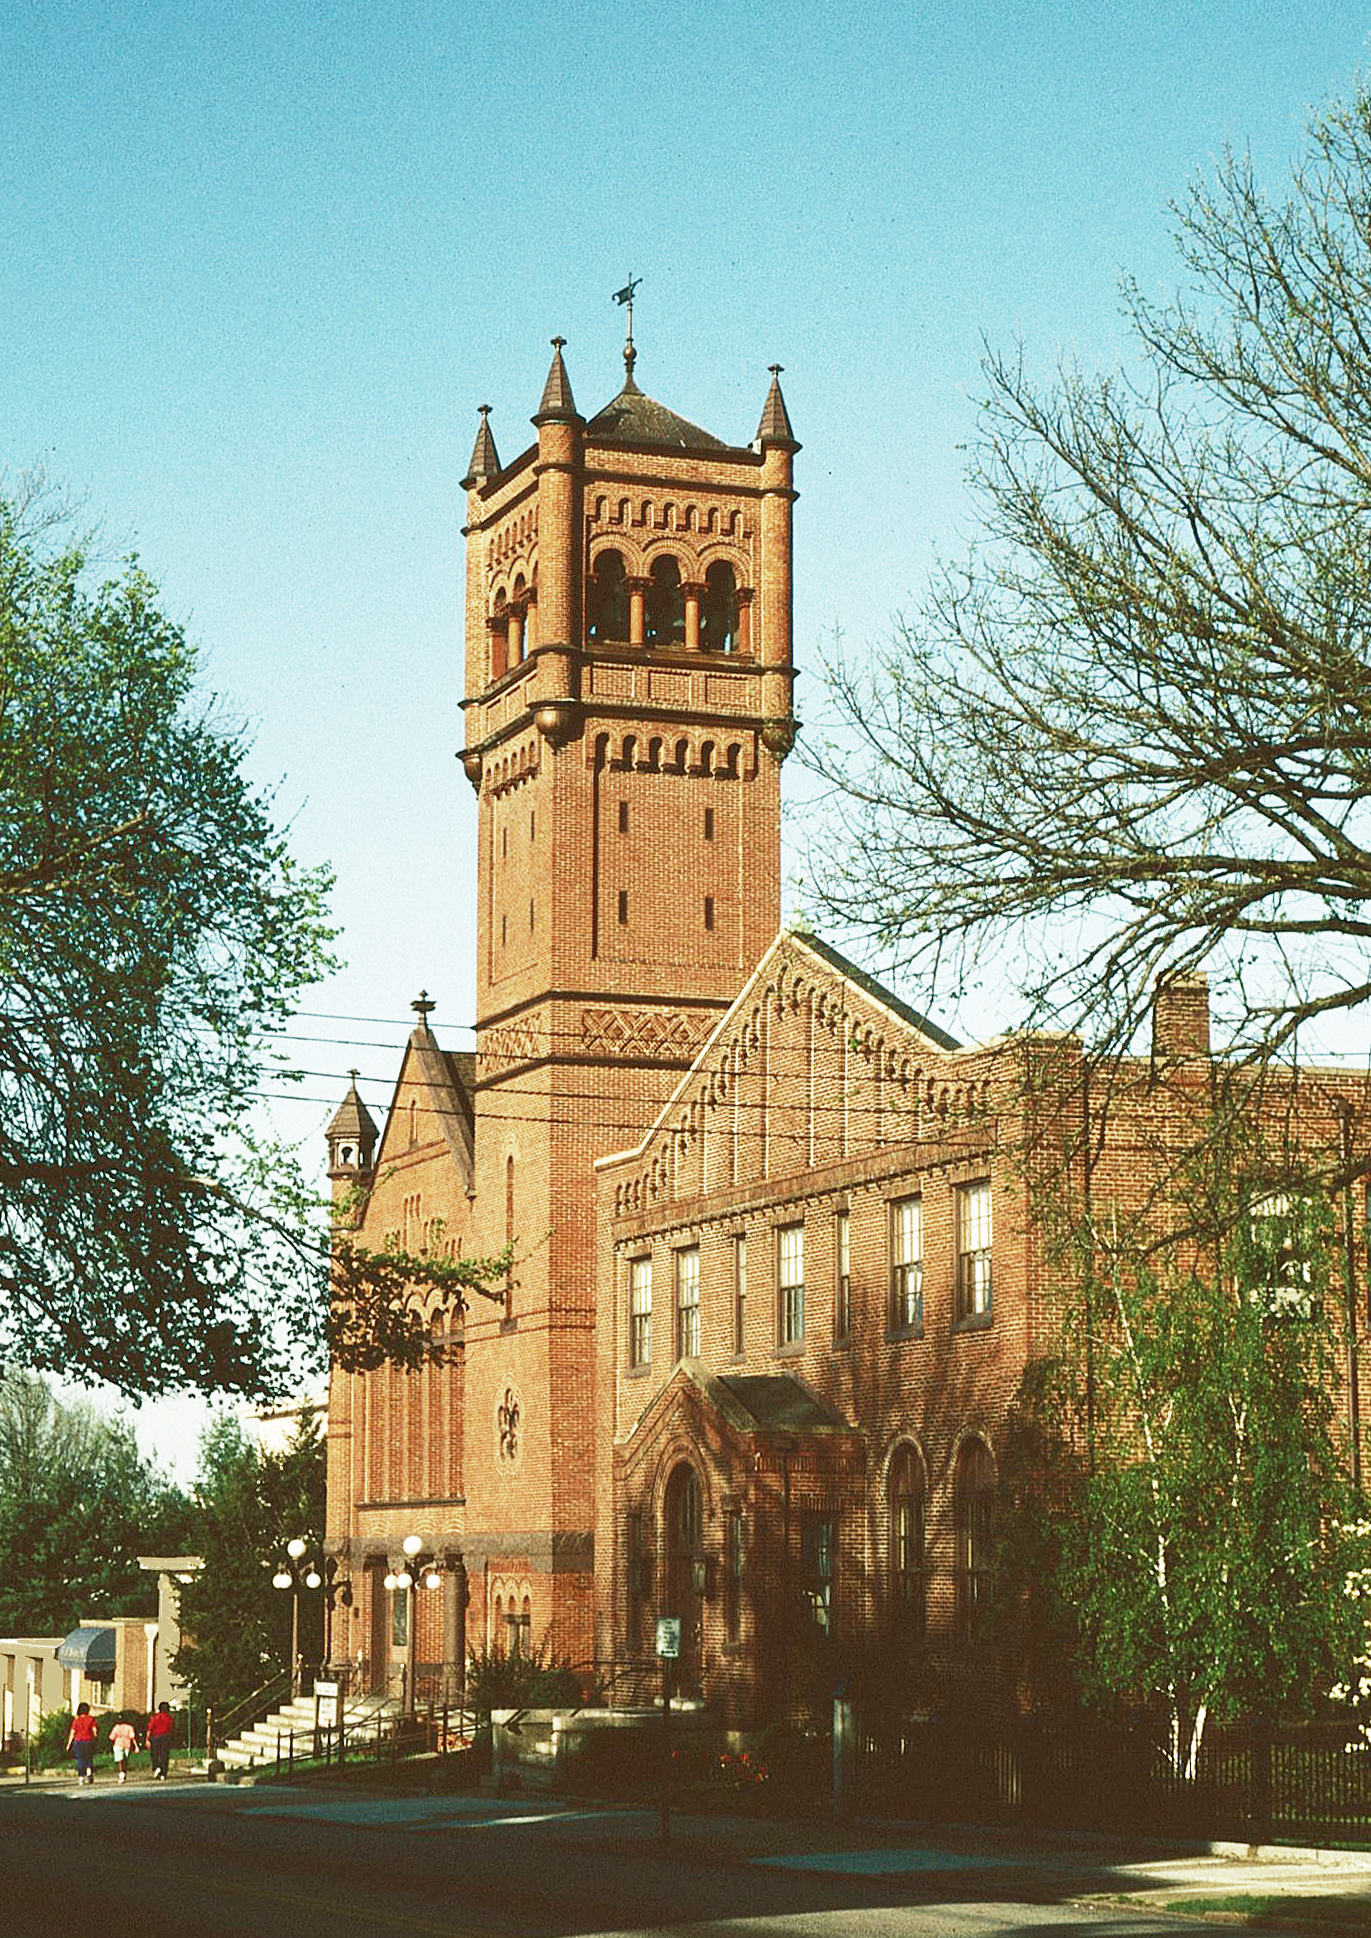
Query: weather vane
613 276 642 382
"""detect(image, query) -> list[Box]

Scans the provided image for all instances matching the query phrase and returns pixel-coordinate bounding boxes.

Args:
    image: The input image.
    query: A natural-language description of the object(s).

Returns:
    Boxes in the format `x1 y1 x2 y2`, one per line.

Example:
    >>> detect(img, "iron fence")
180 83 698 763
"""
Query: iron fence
855 1714 1371 1843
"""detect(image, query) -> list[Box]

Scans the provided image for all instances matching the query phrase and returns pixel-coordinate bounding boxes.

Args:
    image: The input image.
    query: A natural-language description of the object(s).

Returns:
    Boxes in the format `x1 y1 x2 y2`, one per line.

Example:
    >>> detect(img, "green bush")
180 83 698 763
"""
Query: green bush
464 1641 588 1721
33 1707 72 1769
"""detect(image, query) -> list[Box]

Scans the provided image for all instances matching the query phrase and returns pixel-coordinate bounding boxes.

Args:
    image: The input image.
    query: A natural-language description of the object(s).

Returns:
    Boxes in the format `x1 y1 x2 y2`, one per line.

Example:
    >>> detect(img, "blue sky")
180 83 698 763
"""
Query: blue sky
4 0 1369 1473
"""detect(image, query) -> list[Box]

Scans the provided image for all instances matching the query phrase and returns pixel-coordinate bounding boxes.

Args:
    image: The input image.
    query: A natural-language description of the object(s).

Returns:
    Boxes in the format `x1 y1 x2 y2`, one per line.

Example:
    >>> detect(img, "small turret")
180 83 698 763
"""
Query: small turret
326 1070 378 1187
533 336 579 426
756 363 799 450
462 405 500 490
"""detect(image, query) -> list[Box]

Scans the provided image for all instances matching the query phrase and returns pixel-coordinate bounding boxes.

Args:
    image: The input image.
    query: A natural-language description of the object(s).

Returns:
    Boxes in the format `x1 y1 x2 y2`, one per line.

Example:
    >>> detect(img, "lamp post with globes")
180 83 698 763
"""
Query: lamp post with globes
383 1534 442 1718
271 1534 341 1705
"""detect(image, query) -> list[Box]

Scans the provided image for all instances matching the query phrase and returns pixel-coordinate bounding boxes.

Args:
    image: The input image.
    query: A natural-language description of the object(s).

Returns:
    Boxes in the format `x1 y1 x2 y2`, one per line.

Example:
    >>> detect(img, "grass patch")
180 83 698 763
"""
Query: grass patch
1163 1893 1371 1931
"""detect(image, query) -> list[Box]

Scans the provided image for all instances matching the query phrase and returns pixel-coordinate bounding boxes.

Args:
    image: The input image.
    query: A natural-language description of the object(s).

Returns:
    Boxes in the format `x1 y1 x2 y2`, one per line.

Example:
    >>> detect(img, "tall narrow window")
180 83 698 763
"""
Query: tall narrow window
675 1246 700 1358
504 1154 515 1321
801 1514 835 1634
1250 1191 1314 1317
529 809 535 841
889 1444 926 1642
618 799 628 834
732 1234 747 1357
834 1210 851 1344
629 1257 652 1368
955 1440 996 1642
890 1197 923 1334
956 1182 993 1321
704 805 715 841
617 889 628 925
501 913 508 947
778 1223 805 1346
725 1508 744 1643
703 895 715 932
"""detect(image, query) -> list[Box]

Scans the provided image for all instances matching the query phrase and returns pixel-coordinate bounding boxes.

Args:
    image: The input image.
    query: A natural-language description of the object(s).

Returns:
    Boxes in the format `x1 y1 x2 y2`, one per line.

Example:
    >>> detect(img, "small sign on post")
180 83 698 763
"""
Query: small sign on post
655 1616 681 1659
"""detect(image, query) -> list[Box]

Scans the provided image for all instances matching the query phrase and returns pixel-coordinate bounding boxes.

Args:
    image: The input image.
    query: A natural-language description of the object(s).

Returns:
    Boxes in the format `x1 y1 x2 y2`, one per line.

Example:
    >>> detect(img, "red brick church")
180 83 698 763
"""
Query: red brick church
322 332 1361 1726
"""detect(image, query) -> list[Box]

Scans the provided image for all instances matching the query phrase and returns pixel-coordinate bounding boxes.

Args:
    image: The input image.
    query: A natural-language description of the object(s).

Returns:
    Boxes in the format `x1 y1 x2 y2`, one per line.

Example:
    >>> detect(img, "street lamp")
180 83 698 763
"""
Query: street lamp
383 1534 441 1718
271 1542 345 1697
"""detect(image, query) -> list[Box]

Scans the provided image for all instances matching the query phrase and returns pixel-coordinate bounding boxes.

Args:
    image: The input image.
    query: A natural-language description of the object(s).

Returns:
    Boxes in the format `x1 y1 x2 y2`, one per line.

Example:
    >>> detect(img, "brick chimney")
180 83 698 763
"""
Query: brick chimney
1152 971 1210 1060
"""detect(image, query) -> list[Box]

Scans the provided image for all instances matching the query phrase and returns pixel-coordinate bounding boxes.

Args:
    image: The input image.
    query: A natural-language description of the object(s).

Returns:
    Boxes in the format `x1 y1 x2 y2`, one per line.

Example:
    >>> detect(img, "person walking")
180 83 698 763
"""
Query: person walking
67 1702 97 1785
109 1716 138 1783
145 1700 174 1781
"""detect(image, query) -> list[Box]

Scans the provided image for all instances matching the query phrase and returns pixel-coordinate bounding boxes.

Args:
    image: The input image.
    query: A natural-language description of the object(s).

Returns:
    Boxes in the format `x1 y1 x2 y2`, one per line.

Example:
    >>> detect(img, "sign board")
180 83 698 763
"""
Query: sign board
655 1616 681 1659
313 1680 344 1729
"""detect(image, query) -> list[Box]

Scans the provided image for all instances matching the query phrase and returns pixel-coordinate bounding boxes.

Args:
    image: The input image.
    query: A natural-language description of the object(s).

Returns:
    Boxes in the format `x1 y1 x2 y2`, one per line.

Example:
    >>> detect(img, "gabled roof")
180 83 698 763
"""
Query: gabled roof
624 1359 856 1451
794 931 959 1050
597 927 962 1174
372 1019 476 1192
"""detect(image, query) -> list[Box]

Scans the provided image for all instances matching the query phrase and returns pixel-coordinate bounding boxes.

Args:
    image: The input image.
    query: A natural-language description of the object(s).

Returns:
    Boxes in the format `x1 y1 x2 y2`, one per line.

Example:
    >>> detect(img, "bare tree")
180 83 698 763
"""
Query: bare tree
810 86 1371 1070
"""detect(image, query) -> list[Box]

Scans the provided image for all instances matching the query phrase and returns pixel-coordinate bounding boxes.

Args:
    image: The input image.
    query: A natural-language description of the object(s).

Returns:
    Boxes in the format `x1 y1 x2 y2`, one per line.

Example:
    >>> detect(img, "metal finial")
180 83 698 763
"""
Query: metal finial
347 1067 359 1083
769 363 784 378
613 277 641 386
411 990 436 1022
550 336 567 352
478 403 491 420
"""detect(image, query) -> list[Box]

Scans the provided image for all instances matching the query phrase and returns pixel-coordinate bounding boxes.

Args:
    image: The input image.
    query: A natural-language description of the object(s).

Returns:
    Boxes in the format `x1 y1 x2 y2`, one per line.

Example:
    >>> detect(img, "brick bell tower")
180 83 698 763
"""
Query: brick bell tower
456 326 798 1661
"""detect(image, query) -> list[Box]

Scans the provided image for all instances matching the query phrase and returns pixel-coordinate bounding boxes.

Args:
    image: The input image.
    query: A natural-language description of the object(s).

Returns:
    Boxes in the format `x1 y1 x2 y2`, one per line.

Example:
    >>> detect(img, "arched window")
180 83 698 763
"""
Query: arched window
511 574 527 663
954 1439 996 1641
588 549 628 641
520 1594 532 1650
645 555 684 645
700 561 737 652
888 1444 925 1643
492 1594 504 1652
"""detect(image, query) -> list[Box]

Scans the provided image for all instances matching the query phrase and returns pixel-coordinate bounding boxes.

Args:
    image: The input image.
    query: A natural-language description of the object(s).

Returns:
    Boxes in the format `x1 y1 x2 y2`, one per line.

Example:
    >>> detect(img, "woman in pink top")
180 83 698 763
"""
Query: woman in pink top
109 1717 138 1783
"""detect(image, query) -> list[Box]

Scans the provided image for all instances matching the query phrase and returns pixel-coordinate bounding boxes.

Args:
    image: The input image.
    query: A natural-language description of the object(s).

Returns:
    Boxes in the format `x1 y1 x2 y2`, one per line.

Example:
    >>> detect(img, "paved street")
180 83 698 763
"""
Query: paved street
7 1775 1365 1936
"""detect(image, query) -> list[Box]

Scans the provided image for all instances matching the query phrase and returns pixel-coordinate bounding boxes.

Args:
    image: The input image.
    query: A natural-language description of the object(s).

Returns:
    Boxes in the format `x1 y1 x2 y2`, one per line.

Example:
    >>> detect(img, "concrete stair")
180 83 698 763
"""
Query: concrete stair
209 1693 401 1772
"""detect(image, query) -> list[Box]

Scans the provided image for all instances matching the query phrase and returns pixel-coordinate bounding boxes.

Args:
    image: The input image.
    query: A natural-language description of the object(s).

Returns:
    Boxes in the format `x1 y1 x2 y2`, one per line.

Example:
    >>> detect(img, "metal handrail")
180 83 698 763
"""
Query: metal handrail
209 1668 293 1756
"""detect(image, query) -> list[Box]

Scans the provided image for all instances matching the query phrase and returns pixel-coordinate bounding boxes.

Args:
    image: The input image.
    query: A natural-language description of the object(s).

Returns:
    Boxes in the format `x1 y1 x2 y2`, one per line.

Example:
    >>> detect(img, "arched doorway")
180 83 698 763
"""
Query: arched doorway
664 1461 704 1690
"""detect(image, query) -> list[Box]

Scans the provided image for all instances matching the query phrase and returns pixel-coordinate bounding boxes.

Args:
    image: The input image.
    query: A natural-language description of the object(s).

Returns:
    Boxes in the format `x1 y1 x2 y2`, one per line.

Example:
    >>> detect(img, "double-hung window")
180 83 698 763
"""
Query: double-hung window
834 1210 851 1344
956 1181 993 1322
777 1223 805 1346
675 1245 700 1359
628 1257 652 1368
889 1197 923 1334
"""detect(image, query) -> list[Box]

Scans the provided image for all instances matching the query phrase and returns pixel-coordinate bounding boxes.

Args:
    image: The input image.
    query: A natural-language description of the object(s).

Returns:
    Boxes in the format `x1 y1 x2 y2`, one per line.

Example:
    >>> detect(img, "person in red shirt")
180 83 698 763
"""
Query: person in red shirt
66 1702 97 1784
145 1700 174 1780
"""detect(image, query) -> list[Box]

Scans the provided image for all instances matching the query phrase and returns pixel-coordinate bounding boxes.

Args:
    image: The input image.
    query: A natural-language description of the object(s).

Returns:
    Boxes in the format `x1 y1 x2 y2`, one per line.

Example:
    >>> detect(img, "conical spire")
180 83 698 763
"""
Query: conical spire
461 405 500 489
533 336 579 425
756 363 798 448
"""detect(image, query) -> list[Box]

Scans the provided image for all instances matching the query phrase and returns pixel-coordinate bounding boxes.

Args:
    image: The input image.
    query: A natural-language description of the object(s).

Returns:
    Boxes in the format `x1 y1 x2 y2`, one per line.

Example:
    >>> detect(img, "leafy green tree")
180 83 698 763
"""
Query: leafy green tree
172 1411 325 1712
0 481 510 1394
998 1132 1367 1773
811 84 1371 1086
0 477 337 1396
0 1368 191 1633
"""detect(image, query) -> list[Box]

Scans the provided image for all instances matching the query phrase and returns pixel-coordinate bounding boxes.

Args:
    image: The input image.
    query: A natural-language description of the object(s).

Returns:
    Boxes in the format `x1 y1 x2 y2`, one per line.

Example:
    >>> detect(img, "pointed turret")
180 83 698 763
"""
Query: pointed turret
533 336 579 426
462 405 500 489
327 1071 379 1183
756 363 799 450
